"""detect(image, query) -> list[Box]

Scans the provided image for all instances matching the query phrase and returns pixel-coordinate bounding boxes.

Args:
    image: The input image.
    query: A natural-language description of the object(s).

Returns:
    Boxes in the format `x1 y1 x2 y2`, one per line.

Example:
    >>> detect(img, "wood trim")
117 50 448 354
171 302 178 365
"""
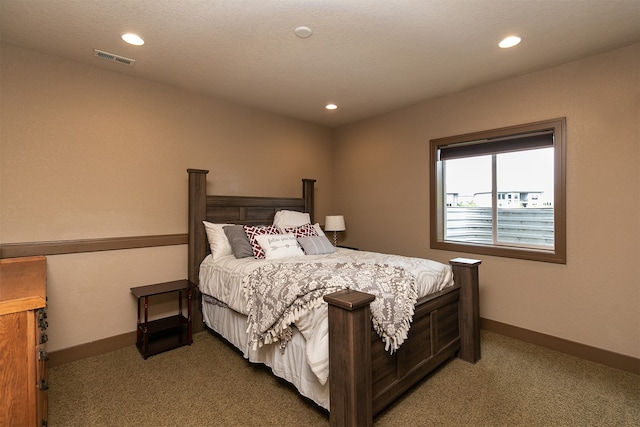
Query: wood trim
49 321 640 376
481 318 640 375
0 234 188 259
48 331 137 368
430 117 567 264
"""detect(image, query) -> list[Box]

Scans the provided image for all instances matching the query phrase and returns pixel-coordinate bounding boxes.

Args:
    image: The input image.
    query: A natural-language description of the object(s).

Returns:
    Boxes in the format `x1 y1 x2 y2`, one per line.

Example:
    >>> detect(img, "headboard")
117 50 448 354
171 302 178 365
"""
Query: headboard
187 169 316 286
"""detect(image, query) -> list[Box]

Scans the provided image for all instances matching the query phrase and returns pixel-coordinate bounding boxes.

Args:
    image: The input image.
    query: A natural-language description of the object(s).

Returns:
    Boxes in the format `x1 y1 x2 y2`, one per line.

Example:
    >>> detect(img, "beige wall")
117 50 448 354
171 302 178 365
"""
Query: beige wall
0 43 334 351
333 43 640 358
2 41 638 359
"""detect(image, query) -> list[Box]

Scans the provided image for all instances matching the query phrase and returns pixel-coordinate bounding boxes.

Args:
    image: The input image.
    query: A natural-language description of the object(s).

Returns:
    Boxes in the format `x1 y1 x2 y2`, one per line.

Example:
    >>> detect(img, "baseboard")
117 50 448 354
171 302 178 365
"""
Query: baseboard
49 331 137 368
49 321 640 375
481 318 640 375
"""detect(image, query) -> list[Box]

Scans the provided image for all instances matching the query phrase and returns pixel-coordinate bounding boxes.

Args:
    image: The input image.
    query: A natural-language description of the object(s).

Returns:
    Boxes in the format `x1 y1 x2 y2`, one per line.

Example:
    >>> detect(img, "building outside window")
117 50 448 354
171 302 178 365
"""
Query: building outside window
430 118 566 263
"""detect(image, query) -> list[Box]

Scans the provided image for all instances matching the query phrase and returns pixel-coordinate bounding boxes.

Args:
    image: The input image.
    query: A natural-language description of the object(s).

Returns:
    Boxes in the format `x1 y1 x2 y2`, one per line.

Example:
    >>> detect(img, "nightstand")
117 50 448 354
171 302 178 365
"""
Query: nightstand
337 245 359 250
130 279 195 359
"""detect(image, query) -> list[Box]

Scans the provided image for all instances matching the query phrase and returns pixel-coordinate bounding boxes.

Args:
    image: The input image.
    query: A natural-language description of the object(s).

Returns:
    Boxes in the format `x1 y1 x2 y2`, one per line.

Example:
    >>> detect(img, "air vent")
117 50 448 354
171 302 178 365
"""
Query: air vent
93 49 135 66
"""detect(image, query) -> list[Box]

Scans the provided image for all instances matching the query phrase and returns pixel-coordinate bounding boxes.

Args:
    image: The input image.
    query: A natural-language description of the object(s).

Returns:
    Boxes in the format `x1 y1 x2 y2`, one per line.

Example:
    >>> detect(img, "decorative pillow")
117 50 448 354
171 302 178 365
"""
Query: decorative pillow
284 223 319 238
273 209 311 228
313 223 325 236
255 233 304 259
243 225 281 259
223 225 253 259
203 221 233 259
297 235 336 255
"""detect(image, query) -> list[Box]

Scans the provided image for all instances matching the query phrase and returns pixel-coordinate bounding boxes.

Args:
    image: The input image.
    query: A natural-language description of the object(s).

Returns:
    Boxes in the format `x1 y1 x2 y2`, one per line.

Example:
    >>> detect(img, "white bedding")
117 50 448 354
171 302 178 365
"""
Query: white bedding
199 248 454 314
198 248 454 401
201 299 331 409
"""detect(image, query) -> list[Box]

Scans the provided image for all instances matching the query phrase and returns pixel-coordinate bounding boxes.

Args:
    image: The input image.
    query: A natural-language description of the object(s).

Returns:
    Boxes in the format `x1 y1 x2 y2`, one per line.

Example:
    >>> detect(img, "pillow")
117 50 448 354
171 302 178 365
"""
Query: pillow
313 223 325 236
255 233 304 259
243 225 281 259
223 225 253 259
297 235 336 255
284 223 319 238
203 221 233 259
273 209 311 228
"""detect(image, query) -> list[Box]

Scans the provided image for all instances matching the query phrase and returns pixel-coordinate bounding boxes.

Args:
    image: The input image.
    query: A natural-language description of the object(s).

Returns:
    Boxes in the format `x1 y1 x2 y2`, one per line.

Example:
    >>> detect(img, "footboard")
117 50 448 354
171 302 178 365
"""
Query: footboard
324 258 481 427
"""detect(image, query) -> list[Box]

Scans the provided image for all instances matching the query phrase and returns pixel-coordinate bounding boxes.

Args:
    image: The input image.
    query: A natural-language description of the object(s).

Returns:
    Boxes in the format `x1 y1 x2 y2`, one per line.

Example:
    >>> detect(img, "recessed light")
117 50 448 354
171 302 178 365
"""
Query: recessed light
325 104 337 110
122 33 144 46
294 26 312 38
499 36 521 48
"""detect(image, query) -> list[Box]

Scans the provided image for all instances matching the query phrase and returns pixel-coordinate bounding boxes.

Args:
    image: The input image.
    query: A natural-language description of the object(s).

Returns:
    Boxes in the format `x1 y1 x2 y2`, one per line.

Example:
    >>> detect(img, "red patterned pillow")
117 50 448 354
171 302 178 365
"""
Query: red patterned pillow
243 225 281 259
284 223 319 238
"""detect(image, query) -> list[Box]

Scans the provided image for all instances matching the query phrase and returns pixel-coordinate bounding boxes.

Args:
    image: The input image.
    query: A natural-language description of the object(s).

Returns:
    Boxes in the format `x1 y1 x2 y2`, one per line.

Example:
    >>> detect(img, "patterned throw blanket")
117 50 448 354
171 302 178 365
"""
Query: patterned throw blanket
243 262 418 354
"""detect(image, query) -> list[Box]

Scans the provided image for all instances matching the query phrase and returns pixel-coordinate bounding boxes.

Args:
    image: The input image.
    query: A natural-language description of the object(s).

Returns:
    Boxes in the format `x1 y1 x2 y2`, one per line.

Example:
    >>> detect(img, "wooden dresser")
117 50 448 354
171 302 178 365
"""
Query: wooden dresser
0 256 48 427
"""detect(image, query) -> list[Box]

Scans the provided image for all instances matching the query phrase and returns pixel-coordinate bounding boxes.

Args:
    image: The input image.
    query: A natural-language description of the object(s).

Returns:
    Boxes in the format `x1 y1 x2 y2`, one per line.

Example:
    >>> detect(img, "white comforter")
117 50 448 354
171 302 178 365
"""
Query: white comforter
199 248 454 384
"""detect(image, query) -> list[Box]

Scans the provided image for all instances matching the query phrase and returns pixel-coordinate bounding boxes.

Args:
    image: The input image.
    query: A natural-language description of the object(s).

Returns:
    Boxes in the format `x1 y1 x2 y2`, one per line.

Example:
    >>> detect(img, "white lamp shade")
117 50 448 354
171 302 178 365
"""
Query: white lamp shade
324 215 345 232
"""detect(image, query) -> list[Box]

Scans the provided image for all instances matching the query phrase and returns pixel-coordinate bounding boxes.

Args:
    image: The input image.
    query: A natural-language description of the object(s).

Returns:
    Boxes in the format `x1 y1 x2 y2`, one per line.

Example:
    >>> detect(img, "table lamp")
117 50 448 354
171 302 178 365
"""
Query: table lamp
324 215 346 247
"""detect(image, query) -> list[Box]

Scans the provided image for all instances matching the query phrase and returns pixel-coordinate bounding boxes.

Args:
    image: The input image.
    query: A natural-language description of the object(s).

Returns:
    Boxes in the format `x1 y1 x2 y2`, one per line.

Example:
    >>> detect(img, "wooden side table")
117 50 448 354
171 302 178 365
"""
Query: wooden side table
130 279 195 359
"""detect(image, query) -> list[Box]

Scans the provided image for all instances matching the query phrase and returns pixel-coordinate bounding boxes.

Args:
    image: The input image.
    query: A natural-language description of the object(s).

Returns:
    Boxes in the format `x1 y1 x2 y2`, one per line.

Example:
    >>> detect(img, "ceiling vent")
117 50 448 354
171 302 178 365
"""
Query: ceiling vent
93 49 135 66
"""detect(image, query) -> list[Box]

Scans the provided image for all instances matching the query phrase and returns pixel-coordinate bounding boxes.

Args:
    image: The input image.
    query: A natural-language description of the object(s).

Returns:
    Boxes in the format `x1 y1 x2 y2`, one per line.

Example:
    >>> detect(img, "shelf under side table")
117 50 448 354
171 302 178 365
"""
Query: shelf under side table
130 279 196 359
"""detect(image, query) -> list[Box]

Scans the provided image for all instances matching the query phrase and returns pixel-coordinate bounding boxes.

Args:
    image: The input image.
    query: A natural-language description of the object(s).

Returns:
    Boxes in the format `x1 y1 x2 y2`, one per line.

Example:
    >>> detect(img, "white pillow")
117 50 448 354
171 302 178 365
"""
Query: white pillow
255 233 304 259
203 221 233 260
313 223 325 236
273 210 311 228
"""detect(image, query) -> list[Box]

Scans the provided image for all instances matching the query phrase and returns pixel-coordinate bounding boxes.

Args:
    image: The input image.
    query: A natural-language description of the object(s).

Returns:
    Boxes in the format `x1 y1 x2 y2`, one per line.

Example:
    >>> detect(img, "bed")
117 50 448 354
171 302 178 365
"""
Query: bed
187 169 481 426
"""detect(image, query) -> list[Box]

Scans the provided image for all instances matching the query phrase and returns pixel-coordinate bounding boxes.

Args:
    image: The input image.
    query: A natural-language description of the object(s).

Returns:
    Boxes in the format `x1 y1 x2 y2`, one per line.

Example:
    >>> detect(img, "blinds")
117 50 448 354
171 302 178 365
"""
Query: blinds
438 130 554 161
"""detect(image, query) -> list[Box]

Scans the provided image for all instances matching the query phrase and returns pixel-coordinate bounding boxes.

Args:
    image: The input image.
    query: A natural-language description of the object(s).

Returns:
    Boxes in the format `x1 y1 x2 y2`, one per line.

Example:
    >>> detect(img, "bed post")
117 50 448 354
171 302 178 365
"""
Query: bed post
324 289 376 427
188 169 208 331
188 169 208 284
302 179 316 223
450 258 482 363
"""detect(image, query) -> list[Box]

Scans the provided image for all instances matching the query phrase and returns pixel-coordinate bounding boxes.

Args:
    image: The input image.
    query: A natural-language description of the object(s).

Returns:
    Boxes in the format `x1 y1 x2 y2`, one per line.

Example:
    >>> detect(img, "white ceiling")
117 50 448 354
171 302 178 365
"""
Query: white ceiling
1 0 638 127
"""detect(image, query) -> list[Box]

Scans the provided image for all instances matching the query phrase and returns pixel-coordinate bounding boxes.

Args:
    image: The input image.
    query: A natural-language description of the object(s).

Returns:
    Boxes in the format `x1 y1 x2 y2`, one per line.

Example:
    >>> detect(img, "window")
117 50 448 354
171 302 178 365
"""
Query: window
430 118 566 263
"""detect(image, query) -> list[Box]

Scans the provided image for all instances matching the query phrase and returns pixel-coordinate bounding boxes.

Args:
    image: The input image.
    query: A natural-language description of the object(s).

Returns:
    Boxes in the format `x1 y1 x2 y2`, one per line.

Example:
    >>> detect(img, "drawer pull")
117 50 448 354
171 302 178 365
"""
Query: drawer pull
39 333 48 344
39 378 49 391
39 349 49 361
39 319 49 330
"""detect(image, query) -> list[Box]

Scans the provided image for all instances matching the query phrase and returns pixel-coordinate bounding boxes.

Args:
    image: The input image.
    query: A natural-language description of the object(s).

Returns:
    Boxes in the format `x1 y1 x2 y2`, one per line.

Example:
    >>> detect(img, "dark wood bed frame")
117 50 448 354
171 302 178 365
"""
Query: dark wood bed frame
187 169 481 426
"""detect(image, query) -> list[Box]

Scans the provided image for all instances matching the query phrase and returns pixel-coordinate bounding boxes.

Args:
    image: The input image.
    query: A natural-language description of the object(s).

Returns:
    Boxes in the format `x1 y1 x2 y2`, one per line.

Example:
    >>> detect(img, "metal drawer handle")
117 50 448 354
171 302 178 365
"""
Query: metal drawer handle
39 333 48 344
39 378 49 391
39 349 49 361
